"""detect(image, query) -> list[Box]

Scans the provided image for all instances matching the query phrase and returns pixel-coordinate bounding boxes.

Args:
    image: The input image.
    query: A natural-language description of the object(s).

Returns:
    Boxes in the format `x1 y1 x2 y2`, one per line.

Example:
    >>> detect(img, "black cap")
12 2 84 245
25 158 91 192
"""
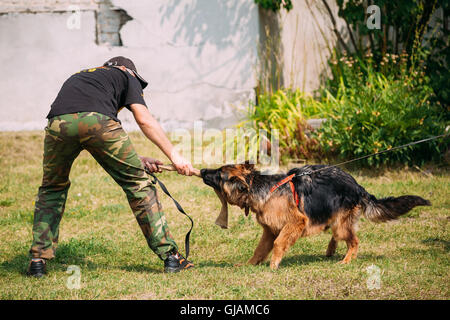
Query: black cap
103 56 148 89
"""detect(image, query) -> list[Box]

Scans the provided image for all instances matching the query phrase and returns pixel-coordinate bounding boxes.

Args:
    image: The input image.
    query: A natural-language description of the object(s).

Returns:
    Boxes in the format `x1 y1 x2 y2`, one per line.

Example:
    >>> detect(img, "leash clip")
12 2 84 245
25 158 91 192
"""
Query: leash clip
296 170 313 177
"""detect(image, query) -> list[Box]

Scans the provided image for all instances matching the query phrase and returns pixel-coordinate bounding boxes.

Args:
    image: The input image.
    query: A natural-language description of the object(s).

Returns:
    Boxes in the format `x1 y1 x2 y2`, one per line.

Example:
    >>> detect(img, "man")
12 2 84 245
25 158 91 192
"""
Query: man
27 56 195 277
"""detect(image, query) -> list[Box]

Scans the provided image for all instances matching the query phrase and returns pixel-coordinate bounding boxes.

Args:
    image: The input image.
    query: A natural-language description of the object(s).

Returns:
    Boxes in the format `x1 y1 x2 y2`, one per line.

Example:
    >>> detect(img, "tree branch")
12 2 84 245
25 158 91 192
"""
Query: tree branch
321 0 351 53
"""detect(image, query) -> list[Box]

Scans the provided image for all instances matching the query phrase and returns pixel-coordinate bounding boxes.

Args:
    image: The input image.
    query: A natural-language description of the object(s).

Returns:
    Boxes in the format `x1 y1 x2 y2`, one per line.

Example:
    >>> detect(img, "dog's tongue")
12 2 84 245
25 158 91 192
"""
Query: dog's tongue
214 188 229 229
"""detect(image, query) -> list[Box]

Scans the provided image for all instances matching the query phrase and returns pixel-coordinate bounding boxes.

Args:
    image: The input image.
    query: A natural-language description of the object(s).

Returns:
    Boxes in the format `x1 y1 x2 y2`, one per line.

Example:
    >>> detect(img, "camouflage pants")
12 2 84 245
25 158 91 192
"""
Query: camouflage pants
30 112 178 261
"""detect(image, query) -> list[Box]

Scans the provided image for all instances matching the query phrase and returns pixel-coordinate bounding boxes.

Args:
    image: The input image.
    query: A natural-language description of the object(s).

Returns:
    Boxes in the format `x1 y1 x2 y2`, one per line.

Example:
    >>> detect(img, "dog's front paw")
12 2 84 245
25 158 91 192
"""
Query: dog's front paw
247 257 263 266
269 261 280 270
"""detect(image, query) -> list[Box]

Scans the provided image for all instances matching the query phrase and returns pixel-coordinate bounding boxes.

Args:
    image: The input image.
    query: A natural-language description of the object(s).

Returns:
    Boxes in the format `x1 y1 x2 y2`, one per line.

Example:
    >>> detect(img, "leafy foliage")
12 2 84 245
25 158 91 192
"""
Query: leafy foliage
247 0 448 166
254 0 293 12
423 0 450 111
315 52 447 166
329 0 449 109
242 51 447 166
239 90 328 162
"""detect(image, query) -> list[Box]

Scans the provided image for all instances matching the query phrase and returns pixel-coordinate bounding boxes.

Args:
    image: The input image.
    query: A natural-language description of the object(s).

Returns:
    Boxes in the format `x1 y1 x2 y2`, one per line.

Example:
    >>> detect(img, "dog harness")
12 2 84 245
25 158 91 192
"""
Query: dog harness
270 174 299 206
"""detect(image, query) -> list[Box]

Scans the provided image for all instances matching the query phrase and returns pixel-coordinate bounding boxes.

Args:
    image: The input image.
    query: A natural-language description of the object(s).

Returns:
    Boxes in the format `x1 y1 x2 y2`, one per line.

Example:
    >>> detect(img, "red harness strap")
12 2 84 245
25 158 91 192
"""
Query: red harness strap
269 174 299 206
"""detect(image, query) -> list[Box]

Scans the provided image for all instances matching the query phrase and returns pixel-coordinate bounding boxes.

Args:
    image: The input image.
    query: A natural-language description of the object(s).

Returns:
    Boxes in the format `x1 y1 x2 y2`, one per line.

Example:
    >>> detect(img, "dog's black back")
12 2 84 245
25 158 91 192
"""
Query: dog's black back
287 165 368 224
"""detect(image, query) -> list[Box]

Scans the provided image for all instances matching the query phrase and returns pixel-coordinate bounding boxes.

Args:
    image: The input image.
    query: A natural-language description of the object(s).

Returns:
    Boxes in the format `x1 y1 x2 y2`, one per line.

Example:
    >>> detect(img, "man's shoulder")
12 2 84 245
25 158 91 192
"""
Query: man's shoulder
71 66 125 78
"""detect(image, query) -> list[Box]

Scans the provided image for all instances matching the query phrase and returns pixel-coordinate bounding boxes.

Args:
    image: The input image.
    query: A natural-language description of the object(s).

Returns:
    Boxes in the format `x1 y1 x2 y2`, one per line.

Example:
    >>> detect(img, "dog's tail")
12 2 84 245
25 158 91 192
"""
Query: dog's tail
362 194 431 223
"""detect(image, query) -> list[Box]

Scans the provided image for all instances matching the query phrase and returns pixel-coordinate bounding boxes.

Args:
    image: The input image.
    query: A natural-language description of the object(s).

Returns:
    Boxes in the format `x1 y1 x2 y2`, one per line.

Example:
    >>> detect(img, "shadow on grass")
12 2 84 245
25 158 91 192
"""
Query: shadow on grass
281 252 385 267
421 237 450 252
119 264 161 273
188 252 386 270
196 260 236 268
0 254 30 276
338 163 449 178
1 239 161 275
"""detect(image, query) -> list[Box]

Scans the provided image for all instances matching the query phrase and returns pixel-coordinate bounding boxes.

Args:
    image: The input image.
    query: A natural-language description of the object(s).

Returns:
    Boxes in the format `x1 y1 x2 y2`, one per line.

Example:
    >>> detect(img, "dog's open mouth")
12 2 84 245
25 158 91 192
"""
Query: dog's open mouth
200 168 229 229
200 168 218 188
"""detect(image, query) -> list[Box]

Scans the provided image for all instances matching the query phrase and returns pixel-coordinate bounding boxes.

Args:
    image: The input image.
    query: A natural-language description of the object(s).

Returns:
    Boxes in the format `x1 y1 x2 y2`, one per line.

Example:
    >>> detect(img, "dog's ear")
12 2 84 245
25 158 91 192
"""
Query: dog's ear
214 188 229 229
241 161 255 172
231 175 249 191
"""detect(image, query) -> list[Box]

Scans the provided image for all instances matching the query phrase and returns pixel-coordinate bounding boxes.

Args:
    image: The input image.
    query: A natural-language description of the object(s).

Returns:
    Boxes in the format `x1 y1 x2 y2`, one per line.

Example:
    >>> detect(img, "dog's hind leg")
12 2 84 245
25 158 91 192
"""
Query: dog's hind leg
248 226 276 265
270 215 307 270
334 207 360 264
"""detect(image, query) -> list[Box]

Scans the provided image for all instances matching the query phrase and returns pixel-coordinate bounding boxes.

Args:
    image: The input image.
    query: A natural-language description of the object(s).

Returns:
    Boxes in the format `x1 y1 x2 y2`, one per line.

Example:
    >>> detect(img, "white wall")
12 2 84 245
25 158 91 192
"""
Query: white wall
280 0 345 93
0 0 350 132
0 0 259 132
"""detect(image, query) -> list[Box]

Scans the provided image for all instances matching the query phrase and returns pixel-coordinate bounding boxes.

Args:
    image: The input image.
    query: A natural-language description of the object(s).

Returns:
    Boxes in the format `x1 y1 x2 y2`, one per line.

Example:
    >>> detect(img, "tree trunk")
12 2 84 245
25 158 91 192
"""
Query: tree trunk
258 7 284 94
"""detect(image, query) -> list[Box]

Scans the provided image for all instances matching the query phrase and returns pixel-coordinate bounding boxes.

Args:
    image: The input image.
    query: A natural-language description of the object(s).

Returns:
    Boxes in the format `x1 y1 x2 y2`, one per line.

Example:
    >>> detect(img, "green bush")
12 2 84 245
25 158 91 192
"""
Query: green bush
241 49 447 166
239 89 330 162
332 0 449 109
315 52 447 166
254 0 293 12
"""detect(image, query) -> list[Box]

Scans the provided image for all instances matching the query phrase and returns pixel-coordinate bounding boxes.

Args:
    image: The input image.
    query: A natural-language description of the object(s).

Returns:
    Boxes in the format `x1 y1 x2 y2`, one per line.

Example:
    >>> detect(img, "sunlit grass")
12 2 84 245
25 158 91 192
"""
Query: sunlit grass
0 131 448 299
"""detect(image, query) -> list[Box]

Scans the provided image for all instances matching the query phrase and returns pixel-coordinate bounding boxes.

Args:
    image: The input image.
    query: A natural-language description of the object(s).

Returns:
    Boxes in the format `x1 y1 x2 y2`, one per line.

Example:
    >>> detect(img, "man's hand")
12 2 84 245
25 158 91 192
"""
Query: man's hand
139 156 163 173
130 104 195 176
170 151 195 176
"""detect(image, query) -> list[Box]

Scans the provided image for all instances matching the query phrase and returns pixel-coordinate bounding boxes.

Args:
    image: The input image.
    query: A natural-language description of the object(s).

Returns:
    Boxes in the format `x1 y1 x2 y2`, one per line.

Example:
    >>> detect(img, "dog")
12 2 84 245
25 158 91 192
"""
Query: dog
201 163 431 269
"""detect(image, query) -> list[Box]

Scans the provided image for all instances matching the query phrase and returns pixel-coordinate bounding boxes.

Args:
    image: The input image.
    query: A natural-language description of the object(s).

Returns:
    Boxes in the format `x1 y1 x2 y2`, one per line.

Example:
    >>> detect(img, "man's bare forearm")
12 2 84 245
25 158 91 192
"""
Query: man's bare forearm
130 103 175 161
130 103 194 176
138 117 175 161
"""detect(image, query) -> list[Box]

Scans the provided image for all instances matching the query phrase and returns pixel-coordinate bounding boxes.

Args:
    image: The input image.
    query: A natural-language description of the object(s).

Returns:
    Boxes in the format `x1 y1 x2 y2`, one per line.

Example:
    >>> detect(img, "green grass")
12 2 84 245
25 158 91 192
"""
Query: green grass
0 131 449 299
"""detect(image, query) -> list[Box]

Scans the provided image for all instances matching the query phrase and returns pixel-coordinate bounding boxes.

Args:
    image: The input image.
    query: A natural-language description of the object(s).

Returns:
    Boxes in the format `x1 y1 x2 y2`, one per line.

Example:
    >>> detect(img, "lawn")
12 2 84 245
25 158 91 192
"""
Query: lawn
0 131 448 300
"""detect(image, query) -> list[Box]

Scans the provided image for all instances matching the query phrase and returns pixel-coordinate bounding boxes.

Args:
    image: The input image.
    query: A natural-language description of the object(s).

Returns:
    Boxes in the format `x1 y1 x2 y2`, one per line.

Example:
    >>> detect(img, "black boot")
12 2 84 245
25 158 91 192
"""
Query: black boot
27 259 46 278
164 251 194 273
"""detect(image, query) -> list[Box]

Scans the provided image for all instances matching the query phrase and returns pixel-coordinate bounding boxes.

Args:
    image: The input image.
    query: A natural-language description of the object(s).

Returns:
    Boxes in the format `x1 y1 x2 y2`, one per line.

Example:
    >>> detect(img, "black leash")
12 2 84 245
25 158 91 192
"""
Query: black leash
296 132 450 177
145 168 194 259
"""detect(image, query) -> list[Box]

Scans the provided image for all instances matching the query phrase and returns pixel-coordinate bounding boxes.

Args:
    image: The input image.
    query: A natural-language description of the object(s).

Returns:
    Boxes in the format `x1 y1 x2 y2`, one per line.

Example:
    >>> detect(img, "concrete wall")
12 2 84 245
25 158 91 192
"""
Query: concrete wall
280 0 345 93
0 0 347 132
0 0 259 132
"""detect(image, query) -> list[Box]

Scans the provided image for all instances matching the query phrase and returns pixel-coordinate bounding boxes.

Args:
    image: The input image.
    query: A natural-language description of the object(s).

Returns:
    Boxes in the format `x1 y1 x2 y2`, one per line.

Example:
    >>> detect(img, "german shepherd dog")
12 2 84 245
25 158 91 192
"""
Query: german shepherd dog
201 163 431 269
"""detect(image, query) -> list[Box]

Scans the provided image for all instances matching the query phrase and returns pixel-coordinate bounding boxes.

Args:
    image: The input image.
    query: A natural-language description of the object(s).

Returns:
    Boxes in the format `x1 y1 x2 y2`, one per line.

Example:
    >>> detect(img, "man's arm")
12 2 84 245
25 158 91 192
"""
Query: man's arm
130 103 194 176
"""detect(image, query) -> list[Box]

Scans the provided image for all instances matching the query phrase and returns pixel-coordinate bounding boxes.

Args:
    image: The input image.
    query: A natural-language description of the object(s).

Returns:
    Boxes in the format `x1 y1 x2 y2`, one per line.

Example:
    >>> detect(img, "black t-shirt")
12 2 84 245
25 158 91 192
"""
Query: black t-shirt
47 66 147 122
